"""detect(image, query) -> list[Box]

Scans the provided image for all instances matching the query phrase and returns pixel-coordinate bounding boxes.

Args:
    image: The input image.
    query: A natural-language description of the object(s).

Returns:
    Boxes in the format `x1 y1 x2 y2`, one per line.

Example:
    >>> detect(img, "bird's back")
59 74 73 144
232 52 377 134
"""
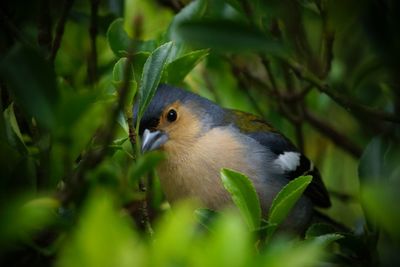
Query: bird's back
226 109 331 208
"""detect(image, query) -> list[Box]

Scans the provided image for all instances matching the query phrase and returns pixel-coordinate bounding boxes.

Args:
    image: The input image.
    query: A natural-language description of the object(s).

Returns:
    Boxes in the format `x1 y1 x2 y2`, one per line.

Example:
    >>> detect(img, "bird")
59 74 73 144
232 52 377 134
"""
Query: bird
133 84 331 232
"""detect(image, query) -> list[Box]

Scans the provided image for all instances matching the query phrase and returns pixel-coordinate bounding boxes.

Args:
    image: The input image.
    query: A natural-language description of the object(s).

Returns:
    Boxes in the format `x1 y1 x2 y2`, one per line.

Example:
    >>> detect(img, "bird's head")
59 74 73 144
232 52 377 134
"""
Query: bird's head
133 85 225 153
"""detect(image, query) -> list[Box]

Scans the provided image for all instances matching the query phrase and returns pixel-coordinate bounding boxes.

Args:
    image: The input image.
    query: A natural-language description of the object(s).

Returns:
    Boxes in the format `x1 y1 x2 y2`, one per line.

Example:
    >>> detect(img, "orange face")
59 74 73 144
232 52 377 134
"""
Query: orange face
154 101 202 153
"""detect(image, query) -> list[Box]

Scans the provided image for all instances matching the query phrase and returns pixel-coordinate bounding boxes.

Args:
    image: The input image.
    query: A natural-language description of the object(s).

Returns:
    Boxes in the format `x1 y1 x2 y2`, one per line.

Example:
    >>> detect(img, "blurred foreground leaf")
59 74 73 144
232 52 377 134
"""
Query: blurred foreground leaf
50 88 112 184
176 19 285 54
193 210 252 267
0 196 58 247
57 190 143 267
151 201 197 267
359 135 400 239
361 184 400 239
195 208 219 231
129 151 166 184
220 168 261 230
260 237 324 267
358 136 400 182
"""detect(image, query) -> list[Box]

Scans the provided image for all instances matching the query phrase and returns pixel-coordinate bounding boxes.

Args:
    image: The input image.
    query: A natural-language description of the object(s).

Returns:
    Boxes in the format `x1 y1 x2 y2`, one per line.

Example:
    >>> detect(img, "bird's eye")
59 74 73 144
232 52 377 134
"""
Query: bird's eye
166 109 177 122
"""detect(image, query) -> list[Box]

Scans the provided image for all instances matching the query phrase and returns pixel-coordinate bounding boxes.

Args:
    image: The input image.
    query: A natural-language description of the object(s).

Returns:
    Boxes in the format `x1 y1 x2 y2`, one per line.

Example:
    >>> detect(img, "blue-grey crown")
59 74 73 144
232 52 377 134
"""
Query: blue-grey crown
133 84 226 135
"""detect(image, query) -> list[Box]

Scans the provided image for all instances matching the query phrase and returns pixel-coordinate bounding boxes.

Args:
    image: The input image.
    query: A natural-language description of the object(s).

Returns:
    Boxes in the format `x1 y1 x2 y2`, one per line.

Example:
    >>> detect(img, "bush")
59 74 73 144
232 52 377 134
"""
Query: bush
0 0 399 266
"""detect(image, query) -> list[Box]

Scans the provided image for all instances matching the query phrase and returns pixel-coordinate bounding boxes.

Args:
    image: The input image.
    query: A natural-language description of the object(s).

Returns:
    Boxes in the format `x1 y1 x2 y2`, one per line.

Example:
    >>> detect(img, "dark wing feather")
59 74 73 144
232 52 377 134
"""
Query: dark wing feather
229 110 331 208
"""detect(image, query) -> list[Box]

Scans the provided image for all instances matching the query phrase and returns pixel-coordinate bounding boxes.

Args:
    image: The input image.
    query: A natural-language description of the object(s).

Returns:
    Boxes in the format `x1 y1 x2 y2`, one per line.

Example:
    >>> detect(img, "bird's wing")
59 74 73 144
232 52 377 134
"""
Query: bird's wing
229 110 331 208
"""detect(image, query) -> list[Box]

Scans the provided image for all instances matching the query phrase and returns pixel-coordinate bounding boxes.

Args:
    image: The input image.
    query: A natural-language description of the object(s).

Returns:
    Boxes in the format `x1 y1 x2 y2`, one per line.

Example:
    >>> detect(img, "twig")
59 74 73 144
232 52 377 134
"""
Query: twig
157 0 183 13
202 70 222 103
230 60 362 157
318 1 334 77
239 0 254 23
88 0 100 84
49 0 75 62
294 121 304 152
278 100 303 124
232 66 270 117
127 97 154 236
138 180 154 236
303 109 362 158
328 189 357 203
261 57 278 93
281 61 306 152
0 8 32 47
38 0 53 52
123 15 154 236
59 36 135 205
279 85 312 102
230 63 274 96
288 59 400 123
235 64 305 155
232 57 312 101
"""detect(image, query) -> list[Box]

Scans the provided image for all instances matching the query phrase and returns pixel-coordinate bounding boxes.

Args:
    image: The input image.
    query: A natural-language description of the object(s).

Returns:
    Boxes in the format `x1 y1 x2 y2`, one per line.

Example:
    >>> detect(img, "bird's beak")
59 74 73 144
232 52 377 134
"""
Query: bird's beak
141 129 168 153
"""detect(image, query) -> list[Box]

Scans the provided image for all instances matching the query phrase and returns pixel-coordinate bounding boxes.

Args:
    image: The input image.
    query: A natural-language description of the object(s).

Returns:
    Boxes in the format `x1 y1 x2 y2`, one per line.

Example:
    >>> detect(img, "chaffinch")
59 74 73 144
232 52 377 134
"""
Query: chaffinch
134 84 331 232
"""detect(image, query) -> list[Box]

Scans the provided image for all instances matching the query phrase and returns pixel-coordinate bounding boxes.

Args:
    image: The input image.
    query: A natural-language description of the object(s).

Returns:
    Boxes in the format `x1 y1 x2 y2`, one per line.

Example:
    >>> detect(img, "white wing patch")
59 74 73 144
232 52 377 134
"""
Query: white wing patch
274 151 301 171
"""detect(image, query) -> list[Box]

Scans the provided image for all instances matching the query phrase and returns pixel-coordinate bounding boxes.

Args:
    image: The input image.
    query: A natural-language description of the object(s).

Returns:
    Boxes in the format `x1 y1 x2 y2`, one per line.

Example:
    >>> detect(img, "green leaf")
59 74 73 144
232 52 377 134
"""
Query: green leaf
112 57 134 84
152 202 198 267
56 190 142 267
267 175 312 236
220 168 261 230
223 0 245 15
168 0 208 42
112 58 137 108
305 223 343 246
129 151 166 184
0 45 58 129
305 223 338 238
124 0 173 40
261 237 323 267
117 112 129 134
136 42 174 125
358 136 400 236
163 49 209 85
195 208 220 231
107 18 131 57
55 87 97 132
361 183 400 239
176 19 286 54
107 18 157 57
131 52 151 83
0 141 22 184
3 103 28 155
51 88 113 179
358 136 400 182
0 196 58 246
307 233 344 247
113 137 129 147
194 210 252 267
0 103 37 189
